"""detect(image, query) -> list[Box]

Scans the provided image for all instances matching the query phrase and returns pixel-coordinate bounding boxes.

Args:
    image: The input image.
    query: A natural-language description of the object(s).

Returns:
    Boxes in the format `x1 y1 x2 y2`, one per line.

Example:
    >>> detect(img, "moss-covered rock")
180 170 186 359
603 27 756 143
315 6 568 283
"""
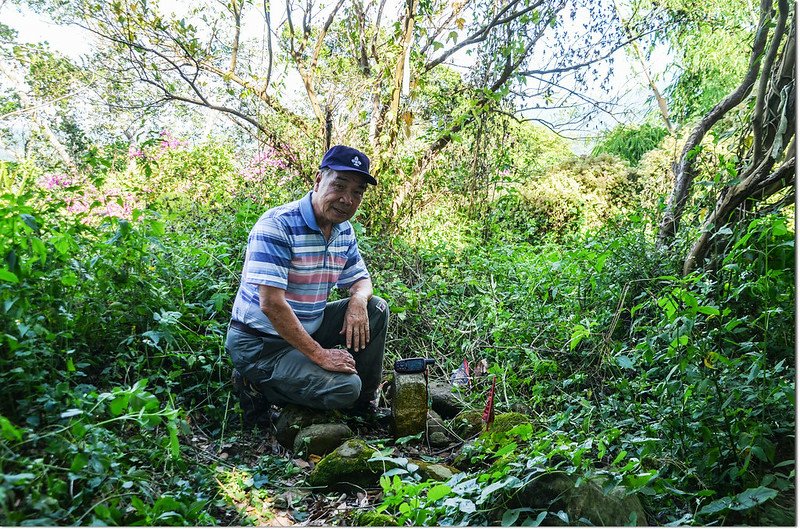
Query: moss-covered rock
307 439 383 490
512 472 648 526
450 409 484 439
352 511 400 526
292 423 353 456
487 412 531 434
414 460 459 481
391 373 427 437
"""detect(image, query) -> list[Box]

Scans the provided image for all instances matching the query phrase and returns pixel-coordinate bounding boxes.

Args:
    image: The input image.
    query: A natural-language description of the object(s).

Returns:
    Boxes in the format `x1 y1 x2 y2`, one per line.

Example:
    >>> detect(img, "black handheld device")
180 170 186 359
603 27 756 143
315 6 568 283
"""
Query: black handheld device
393 357 436 374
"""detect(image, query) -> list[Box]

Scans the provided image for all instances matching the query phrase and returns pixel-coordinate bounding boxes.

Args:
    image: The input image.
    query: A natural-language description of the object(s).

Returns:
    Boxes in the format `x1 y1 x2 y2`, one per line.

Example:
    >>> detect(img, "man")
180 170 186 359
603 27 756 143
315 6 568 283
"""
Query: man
226 145 388 425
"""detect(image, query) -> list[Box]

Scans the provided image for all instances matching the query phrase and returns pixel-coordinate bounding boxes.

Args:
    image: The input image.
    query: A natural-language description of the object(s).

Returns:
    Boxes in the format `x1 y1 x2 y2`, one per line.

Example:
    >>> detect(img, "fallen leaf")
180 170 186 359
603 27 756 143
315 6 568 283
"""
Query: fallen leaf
293 458 310 469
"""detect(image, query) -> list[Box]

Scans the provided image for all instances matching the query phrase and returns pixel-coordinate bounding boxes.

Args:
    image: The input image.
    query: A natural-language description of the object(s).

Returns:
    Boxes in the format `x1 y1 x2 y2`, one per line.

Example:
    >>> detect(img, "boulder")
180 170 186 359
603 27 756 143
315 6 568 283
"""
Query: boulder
274 405 330 449
392 373 427 437
307 439 383 490
511 472 648 526
428 381 464 419
292 423 353 456
450 409 484 439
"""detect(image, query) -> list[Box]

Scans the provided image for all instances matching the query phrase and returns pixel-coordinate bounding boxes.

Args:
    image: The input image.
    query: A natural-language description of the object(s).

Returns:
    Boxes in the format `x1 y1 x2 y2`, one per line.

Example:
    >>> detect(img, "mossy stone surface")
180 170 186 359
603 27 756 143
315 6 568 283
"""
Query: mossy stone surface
426 410 451 447
391 373 427 437
353 511 399 526
487 412 531 434
428 381 464 419
307 438 383 490
292 423 353 456
512 472 648 526
450 409 484 439
413 460 459 481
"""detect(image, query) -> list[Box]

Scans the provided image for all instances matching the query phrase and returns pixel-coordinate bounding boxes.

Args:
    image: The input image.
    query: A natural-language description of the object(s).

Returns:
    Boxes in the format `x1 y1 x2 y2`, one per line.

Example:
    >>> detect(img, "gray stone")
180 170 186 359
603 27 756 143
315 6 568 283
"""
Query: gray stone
512 472 648 526
428 431 451 447
428 381 464 419
392 373 428 437
274 405 330 449
292 423 353 456
426 410 451 447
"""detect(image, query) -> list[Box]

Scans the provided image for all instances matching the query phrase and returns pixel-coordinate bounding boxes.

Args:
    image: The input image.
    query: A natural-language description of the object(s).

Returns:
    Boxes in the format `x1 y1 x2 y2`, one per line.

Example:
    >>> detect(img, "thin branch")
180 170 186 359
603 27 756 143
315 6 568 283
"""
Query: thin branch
520 24 663 77
262 0 274 92
228 0 243 74
424 0 547 72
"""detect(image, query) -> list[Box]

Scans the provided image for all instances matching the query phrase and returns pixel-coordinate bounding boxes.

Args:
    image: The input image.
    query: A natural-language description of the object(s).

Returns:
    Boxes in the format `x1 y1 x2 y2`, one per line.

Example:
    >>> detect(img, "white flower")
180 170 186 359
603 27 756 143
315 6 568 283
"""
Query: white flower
351 156 362 167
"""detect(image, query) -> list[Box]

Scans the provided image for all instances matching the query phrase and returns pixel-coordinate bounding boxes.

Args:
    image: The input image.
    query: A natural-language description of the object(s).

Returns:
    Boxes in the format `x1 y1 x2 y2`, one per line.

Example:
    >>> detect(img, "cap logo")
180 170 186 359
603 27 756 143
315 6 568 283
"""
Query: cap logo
351 156 362 167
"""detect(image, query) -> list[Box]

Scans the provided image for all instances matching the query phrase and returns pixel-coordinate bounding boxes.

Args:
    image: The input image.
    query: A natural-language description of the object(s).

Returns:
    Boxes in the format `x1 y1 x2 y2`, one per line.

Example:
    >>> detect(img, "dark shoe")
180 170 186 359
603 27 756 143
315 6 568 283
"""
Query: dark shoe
346 400 392 423
231 369 275 428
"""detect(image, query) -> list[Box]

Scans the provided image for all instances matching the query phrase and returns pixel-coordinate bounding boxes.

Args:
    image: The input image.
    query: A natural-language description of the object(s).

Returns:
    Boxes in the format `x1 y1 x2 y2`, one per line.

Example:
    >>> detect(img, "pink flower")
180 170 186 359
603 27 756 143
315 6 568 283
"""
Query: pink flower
240 147 289 181
38 173 74 189
159 130 187 151
128 145 145 159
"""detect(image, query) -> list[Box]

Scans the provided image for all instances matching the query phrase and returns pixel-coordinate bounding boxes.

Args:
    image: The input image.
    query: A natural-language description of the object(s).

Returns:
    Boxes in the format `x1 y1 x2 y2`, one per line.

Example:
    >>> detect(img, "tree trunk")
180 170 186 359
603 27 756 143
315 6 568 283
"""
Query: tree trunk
656 0 774 246
680 0 795 274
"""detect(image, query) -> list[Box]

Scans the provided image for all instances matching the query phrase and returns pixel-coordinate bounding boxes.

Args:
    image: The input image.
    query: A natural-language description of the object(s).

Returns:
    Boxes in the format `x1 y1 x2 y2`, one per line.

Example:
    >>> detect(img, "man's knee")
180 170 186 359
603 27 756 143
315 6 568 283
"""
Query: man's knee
320 373 362 410
368 295 389 332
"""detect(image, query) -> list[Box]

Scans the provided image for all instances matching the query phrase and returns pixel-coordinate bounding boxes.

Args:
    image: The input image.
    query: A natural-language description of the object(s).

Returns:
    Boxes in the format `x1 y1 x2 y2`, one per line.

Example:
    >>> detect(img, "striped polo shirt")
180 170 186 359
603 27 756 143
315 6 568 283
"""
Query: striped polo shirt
231 191 370 336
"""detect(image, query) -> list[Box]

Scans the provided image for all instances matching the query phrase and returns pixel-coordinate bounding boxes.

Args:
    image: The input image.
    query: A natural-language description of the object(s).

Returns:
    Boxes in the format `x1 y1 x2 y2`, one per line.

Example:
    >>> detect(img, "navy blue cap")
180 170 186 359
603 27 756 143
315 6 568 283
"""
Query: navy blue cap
319 145 377 185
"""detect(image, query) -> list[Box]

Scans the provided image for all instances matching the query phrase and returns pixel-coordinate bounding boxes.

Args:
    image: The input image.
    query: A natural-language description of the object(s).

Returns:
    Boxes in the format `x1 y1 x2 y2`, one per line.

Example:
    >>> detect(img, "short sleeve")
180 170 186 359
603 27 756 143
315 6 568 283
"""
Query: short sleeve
243 216 292 290
336 239 370 290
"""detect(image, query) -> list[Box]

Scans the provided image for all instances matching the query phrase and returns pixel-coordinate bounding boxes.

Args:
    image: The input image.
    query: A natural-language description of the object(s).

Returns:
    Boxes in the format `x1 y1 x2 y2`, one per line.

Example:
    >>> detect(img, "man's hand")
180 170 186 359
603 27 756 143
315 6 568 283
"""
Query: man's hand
311 347 357 374
340 294 370 351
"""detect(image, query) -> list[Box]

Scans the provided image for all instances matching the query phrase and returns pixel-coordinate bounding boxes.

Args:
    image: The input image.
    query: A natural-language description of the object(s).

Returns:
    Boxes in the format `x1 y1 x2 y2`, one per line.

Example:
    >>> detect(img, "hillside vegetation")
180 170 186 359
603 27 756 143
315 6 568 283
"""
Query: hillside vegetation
0 125 793 524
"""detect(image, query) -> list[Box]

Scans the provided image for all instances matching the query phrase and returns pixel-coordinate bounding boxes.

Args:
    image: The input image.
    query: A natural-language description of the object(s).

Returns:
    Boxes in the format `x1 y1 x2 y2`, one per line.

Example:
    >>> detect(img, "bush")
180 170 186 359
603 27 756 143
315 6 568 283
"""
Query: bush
592 124 669 165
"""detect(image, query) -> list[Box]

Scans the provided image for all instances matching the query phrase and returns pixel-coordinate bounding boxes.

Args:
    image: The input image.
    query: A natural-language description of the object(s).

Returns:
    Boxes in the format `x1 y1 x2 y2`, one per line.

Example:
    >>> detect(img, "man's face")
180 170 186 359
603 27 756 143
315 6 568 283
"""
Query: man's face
312 170 368 227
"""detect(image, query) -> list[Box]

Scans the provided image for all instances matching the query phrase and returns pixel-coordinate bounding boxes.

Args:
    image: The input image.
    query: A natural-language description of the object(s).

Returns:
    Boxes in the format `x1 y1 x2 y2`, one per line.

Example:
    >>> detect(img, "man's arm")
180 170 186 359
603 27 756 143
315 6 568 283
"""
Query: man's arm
259 284 356 374
341 278 373 352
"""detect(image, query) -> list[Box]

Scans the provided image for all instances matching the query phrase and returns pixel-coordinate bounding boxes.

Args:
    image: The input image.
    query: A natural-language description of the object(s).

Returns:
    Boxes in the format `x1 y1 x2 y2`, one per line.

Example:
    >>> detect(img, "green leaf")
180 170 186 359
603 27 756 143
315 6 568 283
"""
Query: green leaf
503 508 536 526
0 268 19 283
150 220 166 237
495 442 517 458
616 355 634 369
0 415 23 442
698 497 731 515
523 511 548 526
479 477 520 503
426 484 451 502
729 487 778 511
60 271 78 286
70 452 89 472
166 421 181 460
109 395 129 416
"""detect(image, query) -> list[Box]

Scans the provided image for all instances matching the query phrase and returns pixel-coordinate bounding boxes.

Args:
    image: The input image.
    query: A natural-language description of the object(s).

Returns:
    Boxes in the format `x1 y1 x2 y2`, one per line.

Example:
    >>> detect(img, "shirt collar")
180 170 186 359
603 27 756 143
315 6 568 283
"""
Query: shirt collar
301 191 343 237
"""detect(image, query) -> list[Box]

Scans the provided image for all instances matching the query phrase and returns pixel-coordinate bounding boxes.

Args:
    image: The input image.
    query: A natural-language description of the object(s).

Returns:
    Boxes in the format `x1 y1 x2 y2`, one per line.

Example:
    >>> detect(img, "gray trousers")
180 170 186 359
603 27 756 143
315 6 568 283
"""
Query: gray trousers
225 296 389 410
